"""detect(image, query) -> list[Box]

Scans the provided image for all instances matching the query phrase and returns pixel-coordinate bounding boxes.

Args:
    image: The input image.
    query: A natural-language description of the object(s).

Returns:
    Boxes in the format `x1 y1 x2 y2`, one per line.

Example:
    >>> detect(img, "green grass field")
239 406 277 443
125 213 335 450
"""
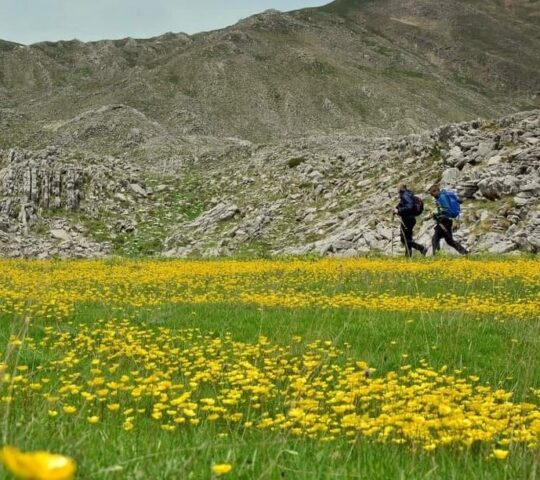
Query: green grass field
0 258 539 479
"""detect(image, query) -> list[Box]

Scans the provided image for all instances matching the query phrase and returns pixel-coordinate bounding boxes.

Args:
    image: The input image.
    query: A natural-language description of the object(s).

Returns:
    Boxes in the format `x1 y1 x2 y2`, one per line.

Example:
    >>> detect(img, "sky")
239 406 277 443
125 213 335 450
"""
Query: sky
0 0 330 45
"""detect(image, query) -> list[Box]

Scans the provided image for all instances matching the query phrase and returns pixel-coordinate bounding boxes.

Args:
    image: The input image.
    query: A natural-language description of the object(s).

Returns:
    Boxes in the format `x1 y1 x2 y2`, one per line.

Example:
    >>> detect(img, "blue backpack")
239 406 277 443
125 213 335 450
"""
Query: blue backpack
440 190 461 219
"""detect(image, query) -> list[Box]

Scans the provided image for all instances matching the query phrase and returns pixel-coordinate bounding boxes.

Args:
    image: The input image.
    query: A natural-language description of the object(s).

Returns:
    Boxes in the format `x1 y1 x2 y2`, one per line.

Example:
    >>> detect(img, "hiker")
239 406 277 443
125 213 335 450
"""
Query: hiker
394 183 427 257
428 184 468 255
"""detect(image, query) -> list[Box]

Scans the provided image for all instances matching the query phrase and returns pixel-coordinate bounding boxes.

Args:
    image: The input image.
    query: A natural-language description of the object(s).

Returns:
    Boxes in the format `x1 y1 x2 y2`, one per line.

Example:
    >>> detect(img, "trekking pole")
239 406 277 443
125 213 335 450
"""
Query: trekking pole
398 216 412 257
391 212 395 256
438 221 448 234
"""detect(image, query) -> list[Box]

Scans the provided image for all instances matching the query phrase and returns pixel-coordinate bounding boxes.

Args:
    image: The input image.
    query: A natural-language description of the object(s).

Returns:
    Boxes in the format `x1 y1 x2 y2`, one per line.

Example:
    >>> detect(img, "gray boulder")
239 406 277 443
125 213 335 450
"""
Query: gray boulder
478 178 504 200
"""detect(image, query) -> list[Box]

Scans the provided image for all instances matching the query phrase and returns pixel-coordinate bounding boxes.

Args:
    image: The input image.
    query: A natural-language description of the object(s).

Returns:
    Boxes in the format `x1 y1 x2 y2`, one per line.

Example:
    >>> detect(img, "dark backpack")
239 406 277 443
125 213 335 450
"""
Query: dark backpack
413 195 424 216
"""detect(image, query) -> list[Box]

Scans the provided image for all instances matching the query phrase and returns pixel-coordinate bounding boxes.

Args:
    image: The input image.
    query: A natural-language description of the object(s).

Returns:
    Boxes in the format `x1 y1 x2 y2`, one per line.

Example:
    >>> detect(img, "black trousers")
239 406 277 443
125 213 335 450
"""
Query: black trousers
432 218 468 255
400 217 425 257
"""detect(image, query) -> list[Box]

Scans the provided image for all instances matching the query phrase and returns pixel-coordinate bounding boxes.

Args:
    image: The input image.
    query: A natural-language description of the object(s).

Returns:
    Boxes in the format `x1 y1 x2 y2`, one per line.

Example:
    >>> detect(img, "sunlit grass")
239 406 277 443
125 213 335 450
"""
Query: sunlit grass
1 257 539 479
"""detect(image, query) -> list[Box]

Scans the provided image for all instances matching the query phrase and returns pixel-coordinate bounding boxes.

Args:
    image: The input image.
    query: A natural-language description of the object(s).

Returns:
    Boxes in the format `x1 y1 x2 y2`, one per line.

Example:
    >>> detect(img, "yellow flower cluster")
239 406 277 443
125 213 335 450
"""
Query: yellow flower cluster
0 258 537 320
3 321 539 456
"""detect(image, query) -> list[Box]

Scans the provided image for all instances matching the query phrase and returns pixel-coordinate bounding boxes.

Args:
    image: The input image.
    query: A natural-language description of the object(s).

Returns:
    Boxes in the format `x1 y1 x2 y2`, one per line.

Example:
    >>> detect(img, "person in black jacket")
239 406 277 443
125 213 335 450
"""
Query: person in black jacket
394 184 427 257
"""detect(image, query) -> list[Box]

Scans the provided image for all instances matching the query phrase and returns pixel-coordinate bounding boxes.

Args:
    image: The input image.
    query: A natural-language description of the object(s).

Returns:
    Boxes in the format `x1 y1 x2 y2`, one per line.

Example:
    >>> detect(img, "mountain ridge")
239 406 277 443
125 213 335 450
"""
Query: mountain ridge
1 0 538 152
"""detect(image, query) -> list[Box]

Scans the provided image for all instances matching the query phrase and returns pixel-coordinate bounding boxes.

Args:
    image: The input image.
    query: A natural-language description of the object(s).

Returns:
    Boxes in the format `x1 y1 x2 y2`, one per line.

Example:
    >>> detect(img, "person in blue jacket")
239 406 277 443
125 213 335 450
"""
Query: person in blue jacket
395 183 427 257
429 184 468 255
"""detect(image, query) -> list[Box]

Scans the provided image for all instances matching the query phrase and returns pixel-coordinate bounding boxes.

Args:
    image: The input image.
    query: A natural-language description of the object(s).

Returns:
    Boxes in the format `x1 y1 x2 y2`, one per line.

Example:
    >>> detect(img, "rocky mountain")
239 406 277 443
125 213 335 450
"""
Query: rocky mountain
1 0 539 154
0 110 538 258
0 0 538 258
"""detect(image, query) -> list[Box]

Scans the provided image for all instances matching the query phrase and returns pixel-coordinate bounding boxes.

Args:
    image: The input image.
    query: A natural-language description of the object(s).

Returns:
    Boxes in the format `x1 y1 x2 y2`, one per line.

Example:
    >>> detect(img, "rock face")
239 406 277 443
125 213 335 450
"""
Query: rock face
0 148 146 258
1 148 84 224
0 110 539 258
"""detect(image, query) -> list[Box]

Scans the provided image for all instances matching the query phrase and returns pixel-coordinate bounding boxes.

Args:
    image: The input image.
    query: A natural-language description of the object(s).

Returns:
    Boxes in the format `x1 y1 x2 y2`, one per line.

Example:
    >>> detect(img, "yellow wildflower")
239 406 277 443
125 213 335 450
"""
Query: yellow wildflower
212 463 233 476
0 446 76 480
492 449 509 460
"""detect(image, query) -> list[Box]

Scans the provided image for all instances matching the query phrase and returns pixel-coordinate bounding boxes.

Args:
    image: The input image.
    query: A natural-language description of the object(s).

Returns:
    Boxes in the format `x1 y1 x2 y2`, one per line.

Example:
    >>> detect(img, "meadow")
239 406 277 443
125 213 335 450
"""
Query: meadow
0 257 539 479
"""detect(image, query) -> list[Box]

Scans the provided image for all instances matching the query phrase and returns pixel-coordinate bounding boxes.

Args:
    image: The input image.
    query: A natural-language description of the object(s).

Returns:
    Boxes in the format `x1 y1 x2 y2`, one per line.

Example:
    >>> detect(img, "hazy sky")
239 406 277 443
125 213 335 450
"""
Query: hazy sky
0 0 330 45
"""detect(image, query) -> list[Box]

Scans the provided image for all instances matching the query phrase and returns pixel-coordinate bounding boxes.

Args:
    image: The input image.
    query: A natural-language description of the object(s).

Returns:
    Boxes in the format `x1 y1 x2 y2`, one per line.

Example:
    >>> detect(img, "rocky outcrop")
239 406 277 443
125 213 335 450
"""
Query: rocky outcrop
1 111 538 258
0 147 146 258
0 147 84 228
163 110 540 258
